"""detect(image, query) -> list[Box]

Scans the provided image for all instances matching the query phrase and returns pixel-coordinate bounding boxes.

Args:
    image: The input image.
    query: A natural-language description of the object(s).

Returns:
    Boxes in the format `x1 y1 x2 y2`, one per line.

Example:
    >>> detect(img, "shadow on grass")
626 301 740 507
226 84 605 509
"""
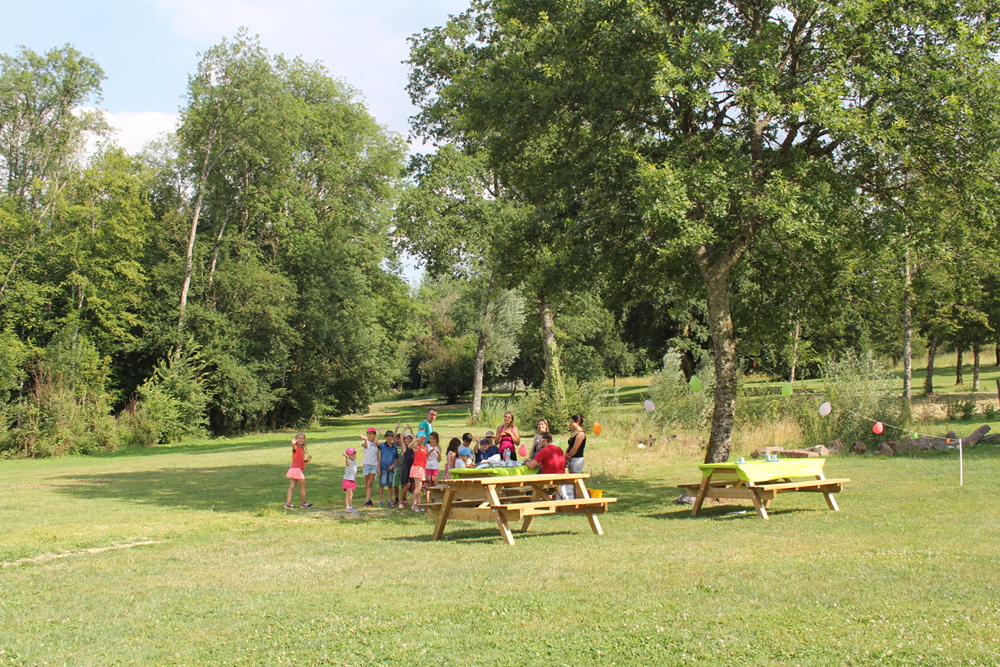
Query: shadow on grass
386 528 579 545
52 463 339 513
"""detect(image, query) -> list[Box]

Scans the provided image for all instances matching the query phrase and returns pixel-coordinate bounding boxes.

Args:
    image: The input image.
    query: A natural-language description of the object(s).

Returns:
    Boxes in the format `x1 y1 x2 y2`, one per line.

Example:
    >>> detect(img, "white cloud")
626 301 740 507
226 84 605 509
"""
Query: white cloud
148 0 468 142
105 110 180 154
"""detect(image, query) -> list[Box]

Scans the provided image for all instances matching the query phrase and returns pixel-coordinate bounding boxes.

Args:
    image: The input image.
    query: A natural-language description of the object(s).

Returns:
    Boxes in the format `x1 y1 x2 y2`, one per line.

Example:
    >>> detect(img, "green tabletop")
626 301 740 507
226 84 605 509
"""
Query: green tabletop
449 465 536 478
698 458 826 483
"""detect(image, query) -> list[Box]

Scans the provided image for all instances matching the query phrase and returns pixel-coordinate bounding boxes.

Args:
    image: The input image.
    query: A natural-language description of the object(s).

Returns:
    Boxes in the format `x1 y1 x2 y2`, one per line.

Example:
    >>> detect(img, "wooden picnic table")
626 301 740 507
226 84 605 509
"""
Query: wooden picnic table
422 473 616 545
680 458 849 520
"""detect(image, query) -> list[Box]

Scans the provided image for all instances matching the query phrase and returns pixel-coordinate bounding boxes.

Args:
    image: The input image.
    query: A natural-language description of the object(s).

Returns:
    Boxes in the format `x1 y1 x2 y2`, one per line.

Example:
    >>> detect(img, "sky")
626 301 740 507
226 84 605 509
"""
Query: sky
1 0 470 153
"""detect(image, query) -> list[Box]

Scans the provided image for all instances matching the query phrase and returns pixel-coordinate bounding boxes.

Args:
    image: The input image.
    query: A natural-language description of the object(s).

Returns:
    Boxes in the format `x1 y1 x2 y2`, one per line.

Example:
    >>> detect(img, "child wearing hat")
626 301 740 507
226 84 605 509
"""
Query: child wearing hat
343 447 358 512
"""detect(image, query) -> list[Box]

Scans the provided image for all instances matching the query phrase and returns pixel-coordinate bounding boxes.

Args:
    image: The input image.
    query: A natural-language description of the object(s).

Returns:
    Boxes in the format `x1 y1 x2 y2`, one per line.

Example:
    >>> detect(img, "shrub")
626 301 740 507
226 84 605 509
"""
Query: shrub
121 350 209 446
0 329 119 457
646 350 714 431
983 403 998 421
798 351 910 446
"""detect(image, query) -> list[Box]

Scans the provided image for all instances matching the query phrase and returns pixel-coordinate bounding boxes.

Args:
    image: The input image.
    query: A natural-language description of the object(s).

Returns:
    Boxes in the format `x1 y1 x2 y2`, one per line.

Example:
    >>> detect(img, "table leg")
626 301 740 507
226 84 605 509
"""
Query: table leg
691 475 711 517
431 487 455 541
521 483 547 532
748 487 770 520
816 473 839 511
485 485 516 545
823 490 840 511
572 478 591 499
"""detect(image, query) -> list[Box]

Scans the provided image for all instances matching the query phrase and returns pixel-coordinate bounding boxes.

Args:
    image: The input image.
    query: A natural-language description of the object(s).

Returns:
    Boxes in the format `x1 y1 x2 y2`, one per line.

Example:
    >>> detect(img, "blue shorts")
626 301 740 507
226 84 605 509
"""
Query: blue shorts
362 464 378 476
379 470 394 487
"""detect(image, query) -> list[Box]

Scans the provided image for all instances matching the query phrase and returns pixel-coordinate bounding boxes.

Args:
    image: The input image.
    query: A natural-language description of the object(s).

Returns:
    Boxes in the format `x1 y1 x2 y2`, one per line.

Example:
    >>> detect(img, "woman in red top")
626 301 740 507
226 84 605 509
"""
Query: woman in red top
495 411 521 460
409 435 429 511
285 432 313 509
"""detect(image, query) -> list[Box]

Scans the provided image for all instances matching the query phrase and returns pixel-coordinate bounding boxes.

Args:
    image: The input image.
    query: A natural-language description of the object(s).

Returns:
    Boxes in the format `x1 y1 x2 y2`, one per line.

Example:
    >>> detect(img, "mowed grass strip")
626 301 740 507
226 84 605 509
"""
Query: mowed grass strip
3 403 1000 665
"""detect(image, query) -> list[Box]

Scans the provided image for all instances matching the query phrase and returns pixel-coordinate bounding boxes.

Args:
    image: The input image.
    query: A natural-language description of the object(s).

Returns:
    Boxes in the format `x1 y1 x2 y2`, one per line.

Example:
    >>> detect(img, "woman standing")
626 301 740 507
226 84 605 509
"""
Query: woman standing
562 414 587 499
495 411 521 461
531 418 550 458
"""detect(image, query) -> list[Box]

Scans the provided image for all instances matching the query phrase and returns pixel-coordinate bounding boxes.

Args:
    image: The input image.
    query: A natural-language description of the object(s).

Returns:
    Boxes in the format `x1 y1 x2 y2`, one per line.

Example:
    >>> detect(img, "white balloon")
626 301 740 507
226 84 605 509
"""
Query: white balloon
819 402 832 416
643 399 655 412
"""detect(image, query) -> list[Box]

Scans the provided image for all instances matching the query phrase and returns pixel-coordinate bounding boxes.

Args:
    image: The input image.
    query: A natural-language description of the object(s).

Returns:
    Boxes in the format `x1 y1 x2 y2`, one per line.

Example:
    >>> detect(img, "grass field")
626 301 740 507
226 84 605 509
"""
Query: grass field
4 390 1000 666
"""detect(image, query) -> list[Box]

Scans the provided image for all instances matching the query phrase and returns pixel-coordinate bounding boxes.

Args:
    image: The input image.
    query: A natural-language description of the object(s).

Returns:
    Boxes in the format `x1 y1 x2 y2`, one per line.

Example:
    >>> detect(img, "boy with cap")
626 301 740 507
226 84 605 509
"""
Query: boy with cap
360 428 379 507
377 429 399 506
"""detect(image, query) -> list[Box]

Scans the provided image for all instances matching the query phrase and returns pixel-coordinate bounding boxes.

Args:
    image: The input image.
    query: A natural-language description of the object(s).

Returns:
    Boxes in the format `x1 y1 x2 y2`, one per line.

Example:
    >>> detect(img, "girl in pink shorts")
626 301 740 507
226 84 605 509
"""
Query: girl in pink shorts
343 447 358 512
409 435 428 511
285 432 313 509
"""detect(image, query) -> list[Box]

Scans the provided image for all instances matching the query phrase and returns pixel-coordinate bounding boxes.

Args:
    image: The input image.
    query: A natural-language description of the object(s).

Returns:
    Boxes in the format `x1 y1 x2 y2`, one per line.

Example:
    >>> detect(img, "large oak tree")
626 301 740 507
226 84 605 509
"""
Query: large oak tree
409 0 1000 461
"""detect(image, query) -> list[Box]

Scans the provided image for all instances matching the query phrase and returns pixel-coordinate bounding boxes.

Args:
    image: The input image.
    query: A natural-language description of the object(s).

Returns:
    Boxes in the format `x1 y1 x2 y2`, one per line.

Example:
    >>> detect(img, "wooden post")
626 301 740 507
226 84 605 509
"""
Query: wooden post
996 379 1000 407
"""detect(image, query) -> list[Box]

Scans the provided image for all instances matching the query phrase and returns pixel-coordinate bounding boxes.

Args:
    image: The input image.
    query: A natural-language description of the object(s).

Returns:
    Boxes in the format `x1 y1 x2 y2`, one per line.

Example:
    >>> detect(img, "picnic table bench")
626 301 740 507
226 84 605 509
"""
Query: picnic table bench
679 458 849 520
421 473 616 545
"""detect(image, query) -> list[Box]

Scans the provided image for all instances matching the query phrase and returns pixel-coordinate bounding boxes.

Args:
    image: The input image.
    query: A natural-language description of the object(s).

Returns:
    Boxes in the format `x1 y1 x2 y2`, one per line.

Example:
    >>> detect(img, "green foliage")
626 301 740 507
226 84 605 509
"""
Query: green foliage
647 351 715 432
421 335 476 404
803 352 911 446
946 395 979 422
127 351 209 446
983 404 998 421
1 328 118 457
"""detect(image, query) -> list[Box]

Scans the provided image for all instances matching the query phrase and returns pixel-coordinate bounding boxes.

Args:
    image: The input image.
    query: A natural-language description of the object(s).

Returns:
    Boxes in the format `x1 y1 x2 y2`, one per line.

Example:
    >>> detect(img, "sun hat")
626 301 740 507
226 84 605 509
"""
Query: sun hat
458 446 472 456
366 427 377 432
480 438 491 446
484 430 494 437
384 429 394 436
346 447 357 455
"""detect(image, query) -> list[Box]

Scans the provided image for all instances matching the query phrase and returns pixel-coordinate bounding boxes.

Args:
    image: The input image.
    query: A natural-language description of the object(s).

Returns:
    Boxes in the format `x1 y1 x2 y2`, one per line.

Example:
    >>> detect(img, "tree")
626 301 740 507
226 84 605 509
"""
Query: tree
410 0 1000 461
396 145 527 422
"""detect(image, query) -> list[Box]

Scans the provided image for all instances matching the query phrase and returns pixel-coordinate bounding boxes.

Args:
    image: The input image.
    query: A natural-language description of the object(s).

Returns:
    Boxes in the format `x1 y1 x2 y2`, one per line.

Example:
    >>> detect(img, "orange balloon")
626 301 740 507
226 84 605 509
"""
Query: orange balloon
593 422 603 435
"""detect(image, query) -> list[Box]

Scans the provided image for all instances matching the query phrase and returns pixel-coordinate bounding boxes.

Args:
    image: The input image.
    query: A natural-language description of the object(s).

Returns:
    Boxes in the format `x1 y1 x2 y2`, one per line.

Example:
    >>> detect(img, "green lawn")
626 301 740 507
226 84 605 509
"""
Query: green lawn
3 396 1000 665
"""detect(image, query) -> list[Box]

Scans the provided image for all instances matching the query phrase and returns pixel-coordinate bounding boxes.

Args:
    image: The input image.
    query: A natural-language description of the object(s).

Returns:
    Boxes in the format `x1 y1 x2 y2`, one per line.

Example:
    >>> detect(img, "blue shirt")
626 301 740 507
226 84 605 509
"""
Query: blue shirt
378 442 398 469
476 445 499 464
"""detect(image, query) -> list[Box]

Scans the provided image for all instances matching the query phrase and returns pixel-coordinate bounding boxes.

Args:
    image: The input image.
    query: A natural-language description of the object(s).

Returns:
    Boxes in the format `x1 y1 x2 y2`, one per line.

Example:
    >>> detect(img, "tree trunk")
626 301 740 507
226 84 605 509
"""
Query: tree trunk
702 269 738 463
789 317 800 384
177 143 213 341
995 344 999 367
470 273 497 425
972 344 980 391
901 257 912 400
924 333 939 395
956 348 964 385
538 292 565 422
207 214 229 289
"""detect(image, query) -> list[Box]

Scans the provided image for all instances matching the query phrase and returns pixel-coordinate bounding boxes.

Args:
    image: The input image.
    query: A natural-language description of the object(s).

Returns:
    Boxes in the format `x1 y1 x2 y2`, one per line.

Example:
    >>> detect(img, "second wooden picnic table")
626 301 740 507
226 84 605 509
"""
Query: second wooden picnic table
683 458 849 520
423 473 616 545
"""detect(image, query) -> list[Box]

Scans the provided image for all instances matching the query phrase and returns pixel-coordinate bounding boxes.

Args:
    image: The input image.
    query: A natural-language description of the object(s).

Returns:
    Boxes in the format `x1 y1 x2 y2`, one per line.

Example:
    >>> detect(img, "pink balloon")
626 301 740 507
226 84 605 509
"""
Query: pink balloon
872 422 884 435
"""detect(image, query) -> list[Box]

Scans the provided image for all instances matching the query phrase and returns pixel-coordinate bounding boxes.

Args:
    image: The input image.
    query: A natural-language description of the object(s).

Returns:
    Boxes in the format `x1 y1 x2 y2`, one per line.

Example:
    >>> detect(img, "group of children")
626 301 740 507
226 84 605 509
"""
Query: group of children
283 409 588 511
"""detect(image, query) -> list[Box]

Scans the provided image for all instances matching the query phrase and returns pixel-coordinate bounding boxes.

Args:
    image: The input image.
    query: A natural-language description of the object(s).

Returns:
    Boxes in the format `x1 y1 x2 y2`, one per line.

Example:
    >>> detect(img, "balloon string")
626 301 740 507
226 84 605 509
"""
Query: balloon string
738 358 949 443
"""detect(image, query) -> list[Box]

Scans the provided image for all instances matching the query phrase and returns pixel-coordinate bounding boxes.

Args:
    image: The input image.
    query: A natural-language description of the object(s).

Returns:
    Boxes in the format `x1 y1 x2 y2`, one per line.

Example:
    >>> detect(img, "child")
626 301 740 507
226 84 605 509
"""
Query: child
425 431 441 497
378 429 399 507
443 437 461 481
343 447 359 512
409 434 428 511
285 432 313 509
359 427 379 508
457 443 473 469
398 426 415 507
